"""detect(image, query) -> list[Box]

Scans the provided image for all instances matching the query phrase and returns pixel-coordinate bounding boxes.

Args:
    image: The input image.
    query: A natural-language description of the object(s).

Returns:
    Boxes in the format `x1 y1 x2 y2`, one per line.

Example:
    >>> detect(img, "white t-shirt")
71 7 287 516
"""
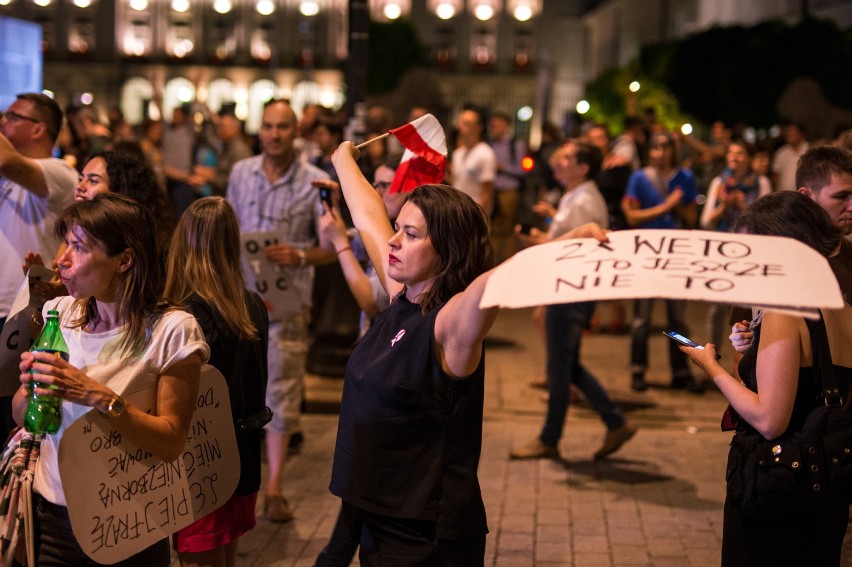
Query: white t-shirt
33 296 210 506
611 135 641 171
772 142 809 191
451 142 497 207
0 158 77 317
548 180 609 239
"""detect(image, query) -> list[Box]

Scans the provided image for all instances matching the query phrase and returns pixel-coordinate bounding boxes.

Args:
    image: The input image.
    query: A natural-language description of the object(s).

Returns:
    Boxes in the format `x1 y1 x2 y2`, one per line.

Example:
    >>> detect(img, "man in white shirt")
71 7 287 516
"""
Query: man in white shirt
227 99 335 524
449 107 497 214
772 122 809 191
0 92 77 439
510 140 636 461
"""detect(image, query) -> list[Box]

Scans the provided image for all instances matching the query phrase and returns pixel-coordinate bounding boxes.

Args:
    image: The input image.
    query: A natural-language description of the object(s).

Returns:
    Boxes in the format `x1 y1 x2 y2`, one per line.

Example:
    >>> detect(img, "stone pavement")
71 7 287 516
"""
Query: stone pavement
231 301 733 566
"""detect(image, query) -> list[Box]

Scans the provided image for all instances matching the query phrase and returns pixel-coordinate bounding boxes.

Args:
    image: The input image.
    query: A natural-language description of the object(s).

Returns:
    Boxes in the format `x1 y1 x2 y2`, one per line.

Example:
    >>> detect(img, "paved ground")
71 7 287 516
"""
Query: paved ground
230 301 734 566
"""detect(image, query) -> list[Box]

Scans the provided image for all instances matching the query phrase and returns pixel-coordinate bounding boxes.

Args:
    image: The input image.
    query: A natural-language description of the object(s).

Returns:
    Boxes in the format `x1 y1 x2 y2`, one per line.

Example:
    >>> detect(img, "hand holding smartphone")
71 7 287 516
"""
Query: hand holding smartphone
663 330 721 359
318 186 333 208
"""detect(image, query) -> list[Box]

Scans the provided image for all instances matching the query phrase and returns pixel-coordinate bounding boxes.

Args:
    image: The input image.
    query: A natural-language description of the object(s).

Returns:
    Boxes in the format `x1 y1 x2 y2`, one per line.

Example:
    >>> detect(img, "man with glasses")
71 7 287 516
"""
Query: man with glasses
0 93 77 438
227 99 335 524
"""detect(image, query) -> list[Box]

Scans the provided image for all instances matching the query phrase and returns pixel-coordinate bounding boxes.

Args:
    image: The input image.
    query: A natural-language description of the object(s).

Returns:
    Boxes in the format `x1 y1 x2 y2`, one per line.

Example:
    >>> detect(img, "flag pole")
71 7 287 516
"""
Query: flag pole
355 132 390 149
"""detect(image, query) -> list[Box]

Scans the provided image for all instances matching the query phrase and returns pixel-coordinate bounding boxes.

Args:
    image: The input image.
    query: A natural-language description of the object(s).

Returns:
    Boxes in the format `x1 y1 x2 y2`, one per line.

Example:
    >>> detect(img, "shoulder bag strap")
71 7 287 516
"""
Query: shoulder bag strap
805 315 842 407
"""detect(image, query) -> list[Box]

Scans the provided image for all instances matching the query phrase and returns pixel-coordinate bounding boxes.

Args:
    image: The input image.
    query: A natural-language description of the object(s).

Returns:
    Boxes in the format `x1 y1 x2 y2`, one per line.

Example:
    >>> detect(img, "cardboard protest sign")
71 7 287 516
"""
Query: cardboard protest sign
481 229 843 317
58 366 239 564
0 265 58 396
240 231 302 322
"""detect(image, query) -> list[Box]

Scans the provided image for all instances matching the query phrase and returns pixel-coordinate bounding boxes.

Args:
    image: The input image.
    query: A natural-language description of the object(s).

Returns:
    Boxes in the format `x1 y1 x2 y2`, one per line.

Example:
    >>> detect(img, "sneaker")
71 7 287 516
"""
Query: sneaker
509 438 560 460
594 424 638 460
630 374 648 392
264 495 294 523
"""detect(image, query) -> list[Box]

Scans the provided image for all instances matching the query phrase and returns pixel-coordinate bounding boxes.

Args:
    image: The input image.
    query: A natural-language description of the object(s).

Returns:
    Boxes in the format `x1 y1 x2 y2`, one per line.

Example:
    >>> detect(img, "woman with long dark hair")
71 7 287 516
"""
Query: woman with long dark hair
327 141 603 565
682 191 852 566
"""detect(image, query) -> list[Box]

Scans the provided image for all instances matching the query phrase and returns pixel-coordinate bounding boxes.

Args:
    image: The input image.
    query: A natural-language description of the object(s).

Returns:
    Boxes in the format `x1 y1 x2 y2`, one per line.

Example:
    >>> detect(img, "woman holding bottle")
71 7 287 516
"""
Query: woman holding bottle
16 193 208 566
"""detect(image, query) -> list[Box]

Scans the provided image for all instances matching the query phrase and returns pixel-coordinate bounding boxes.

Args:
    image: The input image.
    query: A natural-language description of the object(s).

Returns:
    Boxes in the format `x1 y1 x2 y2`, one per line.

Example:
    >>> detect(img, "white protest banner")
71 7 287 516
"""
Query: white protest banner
0 265 58 396
240 231 301 322
480 229 843 317
58 366 239 564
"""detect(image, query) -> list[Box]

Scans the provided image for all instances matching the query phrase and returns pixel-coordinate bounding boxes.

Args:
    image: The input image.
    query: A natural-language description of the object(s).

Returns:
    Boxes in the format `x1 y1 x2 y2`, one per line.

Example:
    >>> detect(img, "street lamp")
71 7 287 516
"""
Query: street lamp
629 80 641 93
256 0 275 16
471 0 499 21
369 0 410 21
213 0 232 14
508 0 540 22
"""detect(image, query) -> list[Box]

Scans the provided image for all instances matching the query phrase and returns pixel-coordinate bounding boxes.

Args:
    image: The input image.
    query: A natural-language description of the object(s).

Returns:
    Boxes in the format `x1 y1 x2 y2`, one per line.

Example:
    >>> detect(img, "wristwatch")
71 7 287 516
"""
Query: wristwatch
103 394 127 418
297 249 307 267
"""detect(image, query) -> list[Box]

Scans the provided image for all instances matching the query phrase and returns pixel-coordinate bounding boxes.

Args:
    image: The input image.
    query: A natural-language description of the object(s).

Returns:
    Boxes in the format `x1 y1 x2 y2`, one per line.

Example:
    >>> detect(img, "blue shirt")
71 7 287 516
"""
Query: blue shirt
227 154 329 308
624 167 697 229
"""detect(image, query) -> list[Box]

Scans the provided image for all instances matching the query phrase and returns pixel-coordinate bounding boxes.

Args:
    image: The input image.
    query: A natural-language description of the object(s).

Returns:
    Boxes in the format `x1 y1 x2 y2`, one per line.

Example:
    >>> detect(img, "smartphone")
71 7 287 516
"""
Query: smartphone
318 185 332 208
663 330 703 348
663 330 722 359
519 223 534 235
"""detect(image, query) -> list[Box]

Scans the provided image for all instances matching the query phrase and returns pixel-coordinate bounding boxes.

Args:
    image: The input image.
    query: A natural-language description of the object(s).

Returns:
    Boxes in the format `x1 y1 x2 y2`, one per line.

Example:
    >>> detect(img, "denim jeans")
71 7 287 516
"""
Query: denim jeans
539 301 626 448
629 298 692 380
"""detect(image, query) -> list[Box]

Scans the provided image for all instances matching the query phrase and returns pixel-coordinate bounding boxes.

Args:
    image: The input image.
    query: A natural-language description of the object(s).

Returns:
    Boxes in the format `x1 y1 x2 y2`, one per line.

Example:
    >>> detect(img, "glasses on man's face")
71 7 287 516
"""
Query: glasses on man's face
1 111 41 124
372 180 392 191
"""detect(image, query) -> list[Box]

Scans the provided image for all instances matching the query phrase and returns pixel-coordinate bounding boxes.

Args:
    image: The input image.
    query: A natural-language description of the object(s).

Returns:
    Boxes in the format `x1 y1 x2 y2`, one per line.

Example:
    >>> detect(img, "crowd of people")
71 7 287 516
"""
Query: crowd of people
2 89 852 566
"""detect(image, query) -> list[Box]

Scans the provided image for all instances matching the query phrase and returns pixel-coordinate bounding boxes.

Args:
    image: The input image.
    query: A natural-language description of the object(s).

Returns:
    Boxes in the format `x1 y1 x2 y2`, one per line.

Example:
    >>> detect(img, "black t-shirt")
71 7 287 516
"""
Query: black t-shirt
330 295 488 539
187 291 269 496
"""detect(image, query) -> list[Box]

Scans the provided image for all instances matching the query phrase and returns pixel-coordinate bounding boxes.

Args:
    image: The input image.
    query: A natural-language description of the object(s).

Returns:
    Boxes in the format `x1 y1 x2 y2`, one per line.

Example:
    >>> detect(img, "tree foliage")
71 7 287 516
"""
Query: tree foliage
367 19 428 95
583 66 694 136
640 18 852 128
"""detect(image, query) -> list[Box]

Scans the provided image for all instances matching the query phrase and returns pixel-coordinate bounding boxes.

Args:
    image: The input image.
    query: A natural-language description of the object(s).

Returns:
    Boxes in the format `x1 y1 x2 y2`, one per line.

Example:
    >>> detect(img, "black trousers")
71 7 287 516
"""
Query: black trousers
33 494 170 567
332 501 486 567
721 495 848 567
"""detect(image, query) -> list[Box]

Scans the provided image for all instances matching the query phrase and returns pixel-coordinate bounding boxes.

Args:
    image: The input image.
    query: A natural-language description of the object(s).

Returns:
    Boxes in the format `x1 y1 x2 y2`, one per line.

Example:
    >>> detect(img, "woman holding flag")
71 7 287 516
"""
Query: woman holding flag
327 125 604 564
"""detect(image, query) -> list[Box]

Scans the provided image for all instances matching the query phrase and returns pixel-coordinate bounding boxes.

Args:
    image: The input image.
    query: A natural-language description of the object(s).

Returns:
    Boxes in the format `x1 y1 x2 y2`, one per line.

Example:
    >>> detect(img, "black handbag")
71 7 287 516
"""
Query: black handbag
725 315 852 518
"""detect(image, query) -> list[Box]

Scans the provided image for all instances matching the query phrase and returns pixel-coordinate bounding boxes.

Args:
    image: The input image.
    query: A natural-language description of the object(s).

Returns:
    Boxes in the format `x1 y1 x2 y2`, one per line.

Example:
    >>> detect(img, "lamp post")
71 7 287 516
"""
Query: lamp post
346 0 368 119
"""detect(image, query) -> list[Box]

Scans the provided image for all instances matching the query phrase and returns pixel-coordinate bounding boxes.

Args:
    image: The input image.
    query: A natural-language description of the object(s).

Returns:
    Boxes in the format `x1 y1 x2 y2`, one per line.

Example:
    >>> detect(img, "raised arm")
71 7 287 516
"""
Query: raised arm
331 142 403 298
435 222 609 378
319 201 381 318
0 132 50 198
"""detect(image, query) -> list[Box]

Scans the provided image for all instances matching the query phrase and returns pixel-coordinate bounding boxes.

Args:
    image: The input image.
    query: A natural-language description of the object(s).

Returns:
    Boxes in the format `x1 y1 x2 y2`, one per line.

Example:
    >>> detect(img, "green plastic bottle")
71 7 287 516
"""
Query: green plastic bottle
25 309 68 434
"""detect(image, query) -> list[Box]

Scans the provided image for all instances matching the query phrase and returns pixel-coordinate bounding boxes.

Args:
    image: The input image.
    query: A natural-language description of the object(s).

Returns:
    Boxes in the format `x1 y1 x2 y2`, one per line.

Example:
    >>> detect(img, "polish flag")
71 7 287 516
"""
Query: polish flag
388 113 448 194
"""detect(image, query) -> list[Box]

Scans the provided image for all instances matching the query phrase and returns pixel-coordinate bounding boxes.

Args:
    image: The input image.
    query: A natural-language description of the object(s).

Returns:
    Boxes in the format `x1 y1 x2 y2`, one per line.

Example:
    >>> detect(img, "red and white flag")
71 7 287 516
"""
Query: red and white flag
387 113 447 194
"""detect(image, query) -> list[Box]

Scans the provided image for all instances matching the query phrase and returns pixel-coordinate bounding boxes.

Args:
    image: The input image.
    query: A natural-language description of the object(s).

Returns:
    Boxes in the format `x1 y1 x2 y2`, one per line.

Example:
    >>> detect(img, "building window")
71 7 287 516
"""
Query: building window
471 28 495 70
68 17 94 54
164 77 196 120
120 77 154 124
207 78 235 114
247 79 278 133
